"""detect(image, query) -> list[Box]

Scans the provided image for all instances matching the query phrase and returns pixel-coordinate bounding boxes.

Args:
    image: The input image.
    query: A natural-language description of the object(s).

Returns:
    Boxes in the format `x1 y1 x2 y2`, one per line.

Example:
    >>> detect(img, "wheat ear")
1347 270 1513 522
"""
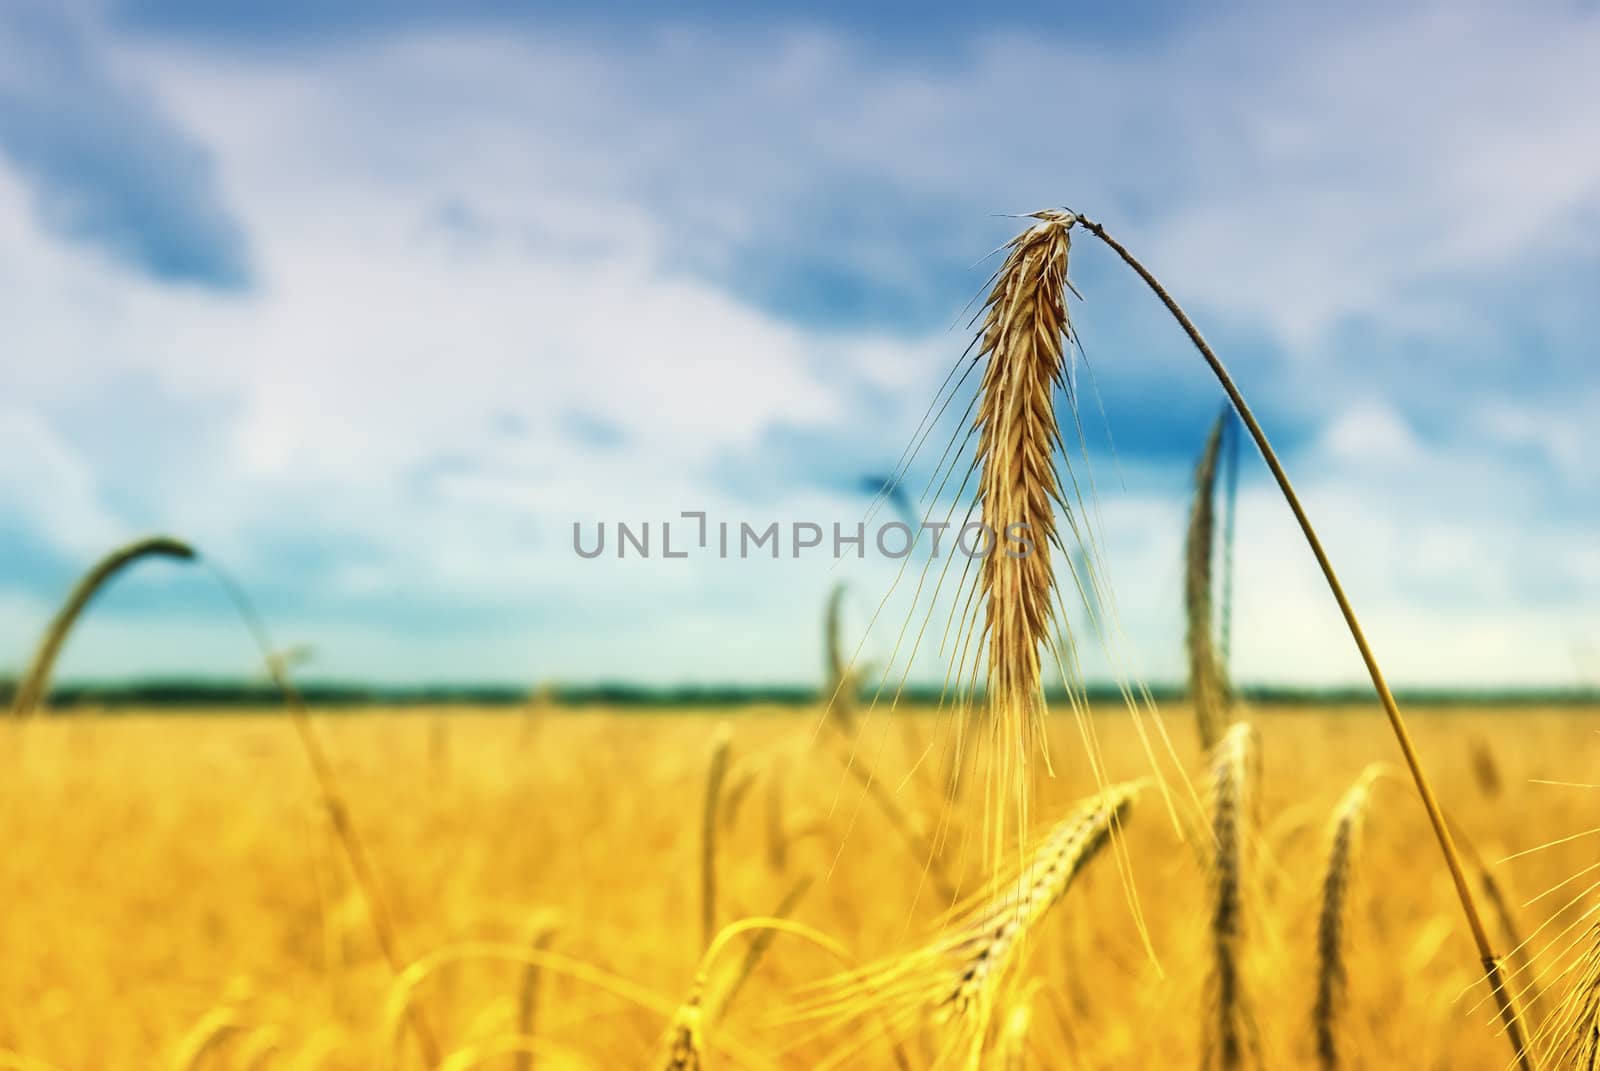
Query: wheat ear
1207 723 1258 1071
967 209 1077 858
806 781 1138 1070
1314 766 1380 1070
1186 411 1231 750
10 535 196 716
1542 921 1600 1070
1068 209 1535 1070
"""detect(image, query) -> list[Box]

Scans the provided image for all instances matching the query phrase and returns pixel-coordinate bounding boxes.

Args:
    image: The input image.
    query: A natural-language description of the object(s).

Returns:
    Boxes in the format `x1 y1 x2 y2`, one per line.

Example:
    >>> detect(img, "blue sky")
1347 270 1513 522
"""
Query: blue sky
1 1 1597 689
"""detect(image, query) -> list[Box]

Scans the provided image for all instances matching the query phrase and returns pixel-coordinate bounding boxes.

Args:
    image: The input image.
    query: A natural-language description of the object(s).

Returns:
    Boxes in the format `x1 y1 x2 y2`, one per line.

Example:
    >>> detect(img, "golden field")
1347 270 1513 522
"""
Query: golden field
1 703 1594 1069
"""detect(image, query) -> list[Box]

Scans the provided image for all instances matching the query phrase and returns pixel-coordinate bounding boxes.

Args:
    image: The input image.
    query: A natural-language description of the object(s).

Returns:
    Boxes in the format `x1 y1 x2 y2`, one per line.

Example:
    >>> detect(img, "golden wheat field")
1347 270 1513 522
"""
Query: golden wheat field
3 703 1595 1070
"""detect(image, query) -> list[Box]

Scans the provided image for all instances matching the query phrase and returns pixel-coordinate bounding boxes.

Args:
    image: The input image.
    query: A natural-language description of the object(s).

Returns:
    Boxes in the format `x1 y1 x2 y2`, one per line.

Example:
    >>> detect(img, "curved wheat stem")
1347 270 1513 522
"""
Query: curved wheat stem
659 917 848 1071
714 876 815 1018
235 1027 283 1071
1186 412 1231 751
172 1006 243 1071
10 535 196 716
1068 209 1535 1070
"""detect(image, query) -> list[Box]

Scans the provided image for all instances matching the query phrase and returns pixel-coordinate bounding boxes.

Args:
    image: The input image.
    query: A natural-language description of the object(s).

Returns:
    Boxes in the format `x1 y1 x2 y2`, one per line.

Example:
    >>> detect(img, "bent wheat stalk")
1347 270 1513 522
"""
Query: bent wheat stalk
1186 412 1231 751
10 535 196 716
172 1006 243 1071
1066 209 1534 1070
659 917 850 1071
235 1028 283 1071
207 565 442 1069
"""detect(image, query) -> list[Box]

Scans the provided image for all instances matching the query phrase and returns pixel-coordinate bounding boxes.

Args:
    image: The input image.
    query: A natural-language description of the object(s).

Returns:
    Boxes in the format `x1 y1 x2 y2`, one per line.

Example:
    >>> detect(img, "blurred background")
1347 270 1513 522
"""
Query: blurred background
2 0 1597 694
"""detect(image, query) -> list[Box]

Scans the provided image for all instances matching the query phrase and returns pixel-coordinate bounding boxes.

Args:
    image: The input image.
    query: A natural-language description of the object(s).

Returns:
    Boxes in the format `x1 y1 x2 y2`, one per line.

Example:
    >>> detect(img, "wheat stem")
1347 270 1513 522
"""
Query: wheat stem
1071 211 1535 1070
207 564 443 1069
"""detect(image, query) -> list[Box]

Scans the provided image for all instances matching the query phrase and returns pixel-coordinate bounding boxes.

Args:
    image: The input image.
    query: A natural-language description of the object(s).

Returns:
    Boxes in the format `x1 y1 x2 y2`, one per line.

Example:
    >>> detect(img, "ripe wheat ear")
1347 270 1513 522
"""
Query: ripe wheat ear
966 210 1077 861
1185 412 1232 751
1314 765 1381 1070
1206 723 1258 1071
798 781 1139 1071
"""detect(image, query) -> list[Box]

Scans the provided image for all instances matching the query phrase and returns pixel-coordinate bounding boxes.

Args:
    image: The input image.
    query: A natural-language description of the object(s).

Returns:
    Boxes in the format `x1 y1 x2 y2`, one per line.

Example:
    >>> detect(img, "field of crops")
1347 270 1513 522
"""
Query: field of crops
3 704 1593 1069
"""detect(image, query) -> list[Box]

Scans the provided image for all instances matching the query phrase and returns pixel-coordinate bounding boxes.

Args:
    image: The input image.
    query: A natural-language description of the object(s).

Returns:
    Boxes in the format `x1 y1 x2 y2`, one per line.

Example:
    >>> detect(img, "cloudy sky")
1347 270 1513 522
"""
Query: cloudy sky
1 1 1597 690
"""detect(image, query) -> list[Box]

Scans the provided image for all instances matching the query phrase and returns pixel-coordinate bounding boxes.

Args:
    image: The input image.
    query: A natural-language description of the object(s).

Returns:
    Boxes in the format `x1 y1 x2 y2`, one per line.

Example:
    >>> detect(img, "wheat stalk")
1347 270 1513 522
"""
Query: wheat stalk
1314 766 1381 1070
1186 412 1231 751
714 876 815 1019
10 535 196 717
1065 209 1535 1070
10 536 436 1065
205 564 442 1068
1206 723 1258 1071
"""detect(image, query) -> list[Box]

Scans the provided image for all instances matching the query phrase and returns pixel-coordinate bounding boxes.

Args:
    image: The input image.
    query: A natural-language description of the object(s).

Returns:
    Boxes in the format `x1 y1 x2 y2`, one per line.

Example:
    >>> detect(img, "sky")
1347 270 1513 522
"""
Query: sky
1 1 1597 691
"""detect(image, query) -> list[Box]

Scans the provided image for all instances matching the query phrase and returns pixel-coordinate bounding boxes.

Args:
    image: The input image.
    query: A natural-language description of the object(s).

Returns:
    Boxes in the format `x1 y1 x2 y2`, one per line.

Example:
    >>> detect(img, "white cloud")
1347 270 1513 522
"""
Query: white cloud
1 5 1597 688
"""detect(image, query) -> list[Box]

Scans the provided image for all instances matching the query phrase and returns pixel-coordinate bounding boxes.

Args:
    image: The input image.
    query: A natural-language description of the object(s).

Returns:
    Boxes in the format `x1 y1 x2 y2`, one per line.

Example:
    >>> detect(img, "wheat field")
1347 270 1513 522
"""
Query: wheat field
2 703 1594 1069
